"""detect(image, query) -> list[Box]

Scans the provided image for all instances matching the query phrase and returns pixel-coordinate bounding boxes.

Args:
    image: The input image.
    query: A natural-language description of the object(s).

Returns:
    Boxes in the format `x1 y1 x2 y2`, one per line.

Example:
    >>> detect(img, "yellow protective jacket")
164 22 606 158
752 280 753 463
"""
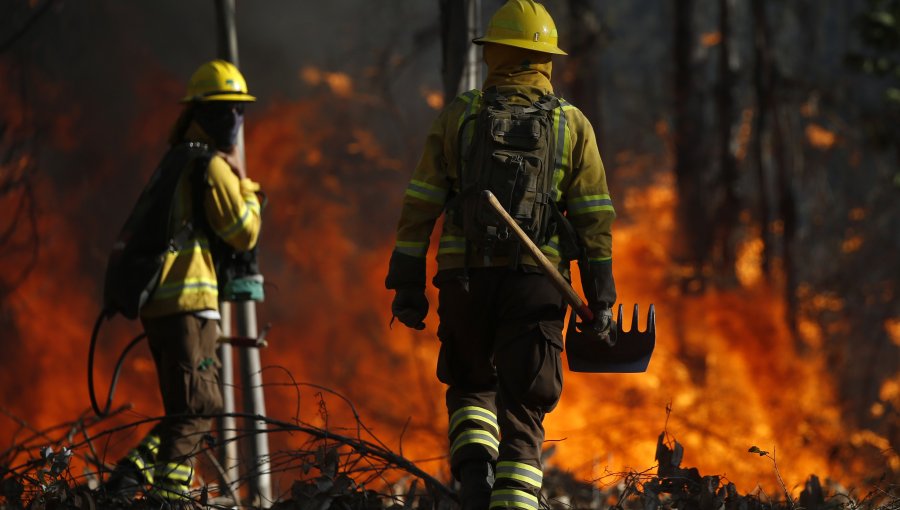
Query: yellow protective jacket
389 46 615 282
140 123 262 318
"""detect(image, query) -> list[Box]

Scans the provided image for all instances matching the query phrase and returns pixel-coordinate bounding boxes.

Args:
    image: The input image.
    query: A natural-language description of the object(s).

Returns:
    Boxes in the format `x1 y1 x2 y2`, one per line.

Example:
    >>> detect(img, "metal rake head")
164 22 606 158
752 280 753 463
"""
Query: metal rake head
616 303 656 338
566 303 656 373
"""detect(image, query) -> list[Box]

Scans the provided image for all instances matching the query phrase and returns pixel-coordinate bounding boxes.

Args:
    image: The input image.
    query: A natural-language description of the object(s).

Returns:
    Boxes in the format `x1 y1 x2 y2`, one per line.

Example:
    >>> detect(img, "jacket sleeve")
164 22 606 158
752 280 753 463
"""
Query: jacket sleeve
203 155 262 251
385 107 454 290
564 109 617 307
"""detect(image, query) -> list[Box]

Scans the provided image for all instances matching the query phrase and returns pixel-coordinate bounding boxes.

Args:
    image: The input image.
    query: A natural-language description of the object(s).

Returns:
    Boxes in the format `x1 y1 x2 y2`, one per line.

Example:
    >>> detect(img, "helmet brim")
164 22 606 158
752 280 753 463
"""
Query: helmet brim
473 37 568 56
180 93 257 104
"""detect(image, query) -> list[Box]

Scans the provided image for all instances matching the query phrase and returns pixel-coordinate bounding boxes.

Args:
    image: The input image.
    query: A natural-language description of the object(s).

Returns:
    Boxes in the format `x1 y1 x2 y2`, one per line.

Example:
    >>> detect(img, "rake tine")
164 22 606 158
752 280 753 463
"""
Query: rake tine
616 303 624 331
647 304 656 334
631 303 639 333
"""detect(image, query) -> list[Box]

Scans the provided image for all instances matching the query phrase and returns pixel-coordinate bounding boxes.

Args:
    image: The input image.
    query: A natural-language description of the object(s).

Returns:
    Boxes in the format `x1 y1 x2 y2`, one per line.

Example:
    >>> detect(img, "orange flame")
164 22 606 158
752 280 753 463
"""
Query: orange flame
805 123 837 149
700 31 722 47
1 63 896 500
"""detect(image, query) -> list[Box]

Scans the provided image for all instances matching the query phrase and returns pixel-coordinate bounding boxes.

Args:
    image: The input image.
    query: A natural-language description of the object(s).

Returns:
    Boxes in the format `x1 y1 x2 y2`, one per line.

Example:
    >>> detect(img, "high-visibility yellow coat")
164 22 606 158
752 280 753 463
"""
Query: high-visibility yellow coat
390 45 614 277
140 123 262 318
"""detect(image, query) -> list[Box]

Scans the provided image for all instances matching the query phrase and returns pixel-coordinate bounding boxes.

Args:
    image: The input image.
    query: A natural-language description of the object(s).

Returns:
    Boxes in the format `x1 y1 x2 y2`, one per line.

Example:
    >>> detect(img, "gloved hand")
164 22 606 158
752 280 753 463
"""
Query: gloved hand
589 306 616 346
385 251 428 329
579 260 618 345
391 288 428 330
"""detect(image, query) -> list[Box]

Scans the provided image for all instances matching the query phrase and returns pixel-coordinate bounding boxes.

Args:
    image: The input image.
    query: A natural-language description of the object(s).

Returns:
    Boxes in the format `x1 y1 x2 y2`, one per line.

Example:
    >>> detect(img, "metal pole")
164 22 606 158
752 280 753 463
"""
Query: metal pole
236 302 272 508
214 0 273 507
217 303 241 504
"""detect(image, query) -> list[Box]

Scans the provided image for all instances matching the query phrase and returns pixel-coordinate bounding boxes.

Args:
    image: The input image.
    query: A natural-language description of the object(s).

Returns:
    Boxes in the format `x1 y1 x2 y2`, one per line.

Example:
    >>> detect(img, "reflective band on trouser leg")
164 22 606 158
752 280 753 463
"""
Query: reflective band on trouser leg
152 462 193 501
125 434 161 484
450 429 500 458
449 406 499 436
489 488 540 510
495 461 543 490
448 406 500 467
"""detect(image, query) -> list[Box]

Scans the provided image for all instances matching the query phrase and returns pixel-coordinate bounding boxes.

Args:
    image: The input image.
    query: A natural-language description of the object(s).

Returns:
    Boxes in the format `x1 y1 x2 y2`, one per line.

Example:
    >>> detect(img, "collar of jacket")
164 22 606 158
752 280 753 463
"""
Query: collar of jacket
481 43 554 96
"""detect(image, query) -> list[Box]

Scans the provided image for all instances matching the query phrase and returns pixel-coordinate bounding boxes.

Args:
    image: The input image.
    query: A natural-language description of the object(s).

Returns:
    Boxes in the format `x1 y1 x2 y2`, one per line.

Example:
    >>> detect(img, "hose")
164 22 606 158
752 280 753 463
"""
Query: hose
88 310 146 417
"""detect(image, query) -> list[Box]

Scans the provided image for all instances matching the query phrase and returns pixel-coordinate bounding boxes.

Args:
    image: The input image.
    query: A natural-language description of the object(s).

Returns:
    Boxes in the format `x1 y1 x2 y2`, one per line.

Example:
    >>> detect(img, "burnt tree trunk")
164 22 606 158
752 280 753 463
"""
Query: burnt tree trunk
562 0 605 141
713 0 738 283
440 0 469 103
673 0 709 291
751 0 772 279
777 2 803 336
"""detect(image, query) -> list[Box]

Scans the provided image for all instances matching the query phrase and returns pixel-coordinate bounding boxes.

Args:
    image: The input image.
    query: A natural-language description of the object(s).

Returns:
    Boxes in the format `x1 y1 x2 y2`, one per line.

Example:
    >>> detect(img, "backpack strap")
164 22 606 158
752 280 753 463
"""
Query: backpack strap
164 142 213 253
534 93 561 111
184 142 218 244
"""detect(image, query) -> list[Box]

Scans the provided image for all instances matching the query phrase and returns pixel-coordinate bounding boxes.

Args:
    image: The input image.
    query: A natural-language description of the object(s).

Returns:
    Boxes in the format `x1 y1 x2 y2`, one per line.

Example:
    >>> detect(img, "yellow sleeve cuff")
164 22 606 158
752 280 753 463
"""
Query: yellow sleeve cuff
240 178 261 196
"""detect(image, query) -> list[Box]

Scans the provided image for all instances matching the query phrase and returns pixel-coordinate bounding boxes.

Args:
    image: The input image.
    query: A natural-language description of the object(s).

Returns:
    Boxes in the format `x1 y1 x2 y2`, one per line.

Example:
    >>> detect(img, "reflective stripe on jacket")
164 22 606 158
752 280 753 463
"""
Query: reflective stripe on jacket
392 85 614 272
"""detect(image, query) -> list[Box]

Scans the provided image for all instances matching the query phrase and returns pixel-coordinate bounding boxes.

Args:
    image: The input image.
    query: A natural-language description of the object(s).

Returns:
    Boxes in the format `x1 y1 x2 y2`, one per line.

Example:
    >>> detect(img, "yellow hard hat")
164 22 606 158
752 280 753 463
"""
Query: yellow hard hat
181 59 256 103
473 0 567 55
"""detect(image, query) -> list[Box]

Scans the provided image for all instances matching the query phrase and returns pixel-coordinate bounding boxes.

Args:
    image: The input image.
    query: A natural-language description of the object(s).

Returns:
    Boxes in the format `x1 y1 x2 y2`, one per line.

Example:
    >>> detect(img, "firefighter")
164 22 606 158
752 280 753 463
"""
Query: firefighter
103 60 262 508
386 1 616 509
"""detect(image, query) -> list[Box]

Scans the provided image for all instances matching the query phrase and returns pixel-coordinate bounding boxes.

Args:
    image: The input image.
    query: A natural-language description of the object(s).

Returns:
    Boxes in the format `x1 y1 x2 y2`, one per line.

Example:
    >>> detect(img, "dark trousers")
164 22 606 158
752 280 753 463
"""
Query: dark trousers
141 313 224 468
435 268 565 500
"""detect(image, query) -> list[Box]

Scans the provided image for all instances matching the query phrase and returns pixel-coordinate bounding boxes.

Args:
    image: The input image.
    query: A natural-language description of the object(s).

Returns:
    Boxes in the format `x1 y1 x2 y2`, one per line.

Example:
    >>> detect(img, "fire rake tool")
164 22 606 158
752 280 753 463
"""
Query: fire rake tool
482 190 656 373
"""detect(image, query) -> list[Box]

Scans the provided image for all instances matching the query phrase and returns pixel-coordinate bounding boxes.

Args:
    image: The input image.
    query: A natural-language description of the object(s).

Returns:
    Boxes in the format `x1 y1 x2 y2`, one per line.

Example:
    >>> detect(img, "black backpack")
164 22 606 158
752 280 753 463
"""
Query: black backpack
102 142 213 319
454 89 562 263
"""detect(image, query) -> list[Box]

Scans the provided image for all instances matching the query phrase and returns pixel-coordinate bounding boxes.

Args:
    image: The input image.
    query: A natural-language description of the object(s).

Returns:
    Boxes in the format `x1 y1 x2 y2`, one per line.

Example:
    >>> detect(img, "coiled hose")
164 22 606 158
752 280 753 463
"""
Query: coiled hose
88 310 146 417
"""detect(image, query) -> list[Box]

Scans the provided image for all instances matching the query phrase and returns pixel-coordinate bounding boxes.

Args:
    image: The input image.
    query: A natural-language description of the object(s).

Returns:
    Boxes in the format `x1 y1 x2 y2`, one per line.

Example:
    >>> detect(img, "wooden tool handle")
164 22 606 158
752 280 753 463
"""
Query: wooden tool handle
482 190 594 322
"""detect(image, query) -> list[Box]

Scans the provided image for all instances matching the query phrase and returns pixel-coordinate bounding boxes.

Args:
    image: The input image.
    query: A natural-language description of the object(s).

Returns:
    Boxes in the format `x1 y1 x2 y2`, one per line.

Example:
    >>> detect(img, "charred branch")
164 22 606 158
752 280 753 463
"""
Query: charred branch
1 404 898 509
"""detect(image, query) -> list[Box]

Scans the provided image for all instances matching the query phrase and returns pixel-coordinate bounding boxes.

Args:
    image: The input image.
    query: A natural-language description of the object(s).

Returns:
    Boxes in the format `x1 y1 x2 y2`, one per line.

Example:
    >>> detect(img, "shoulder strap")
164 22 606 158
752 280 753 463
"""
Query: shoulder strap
534 93 562 111
165 142 214 252
185 143 214 238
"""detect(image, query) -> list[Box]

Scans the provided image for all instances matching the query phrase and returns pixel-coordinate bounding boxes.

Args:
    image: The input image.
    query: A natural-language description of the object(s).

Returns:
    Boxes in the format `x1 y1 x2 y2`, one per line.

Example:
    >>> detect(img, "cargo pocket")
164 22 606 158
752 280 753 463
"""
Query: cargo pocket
185 362 224 416
497 321 563 413
525 321 564 412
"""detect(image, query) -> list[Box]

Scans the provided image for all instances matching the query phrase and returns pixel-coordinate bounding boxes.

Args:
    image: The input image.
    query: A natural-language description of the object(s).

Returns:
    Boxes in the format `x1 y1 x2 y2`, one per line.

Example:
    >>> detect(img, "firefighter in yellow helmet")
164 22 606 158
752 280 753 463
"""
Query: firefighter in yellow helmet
386 2 616 509
103 60 262 508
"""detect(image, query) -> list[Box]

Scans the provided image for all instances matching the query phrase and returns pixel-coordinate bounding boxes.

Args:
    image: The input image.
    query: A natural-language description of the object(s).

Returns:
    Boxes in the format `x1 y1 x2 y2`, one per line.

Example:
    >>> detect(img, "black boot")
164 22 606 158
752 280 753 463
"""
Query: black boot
101 461 143 502
459 461 495 510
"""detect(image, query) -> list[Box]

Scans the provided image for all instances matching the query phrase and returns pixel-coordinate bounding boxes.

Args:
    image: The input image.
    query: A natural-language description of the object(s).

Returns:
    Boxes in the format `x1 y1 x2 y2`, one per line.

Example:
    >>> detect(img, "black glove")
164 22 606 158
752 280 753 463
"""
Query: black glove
391 288 428 330
385 251 426 290
589 306 616 346
385 251 428 329
580 260 618 345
